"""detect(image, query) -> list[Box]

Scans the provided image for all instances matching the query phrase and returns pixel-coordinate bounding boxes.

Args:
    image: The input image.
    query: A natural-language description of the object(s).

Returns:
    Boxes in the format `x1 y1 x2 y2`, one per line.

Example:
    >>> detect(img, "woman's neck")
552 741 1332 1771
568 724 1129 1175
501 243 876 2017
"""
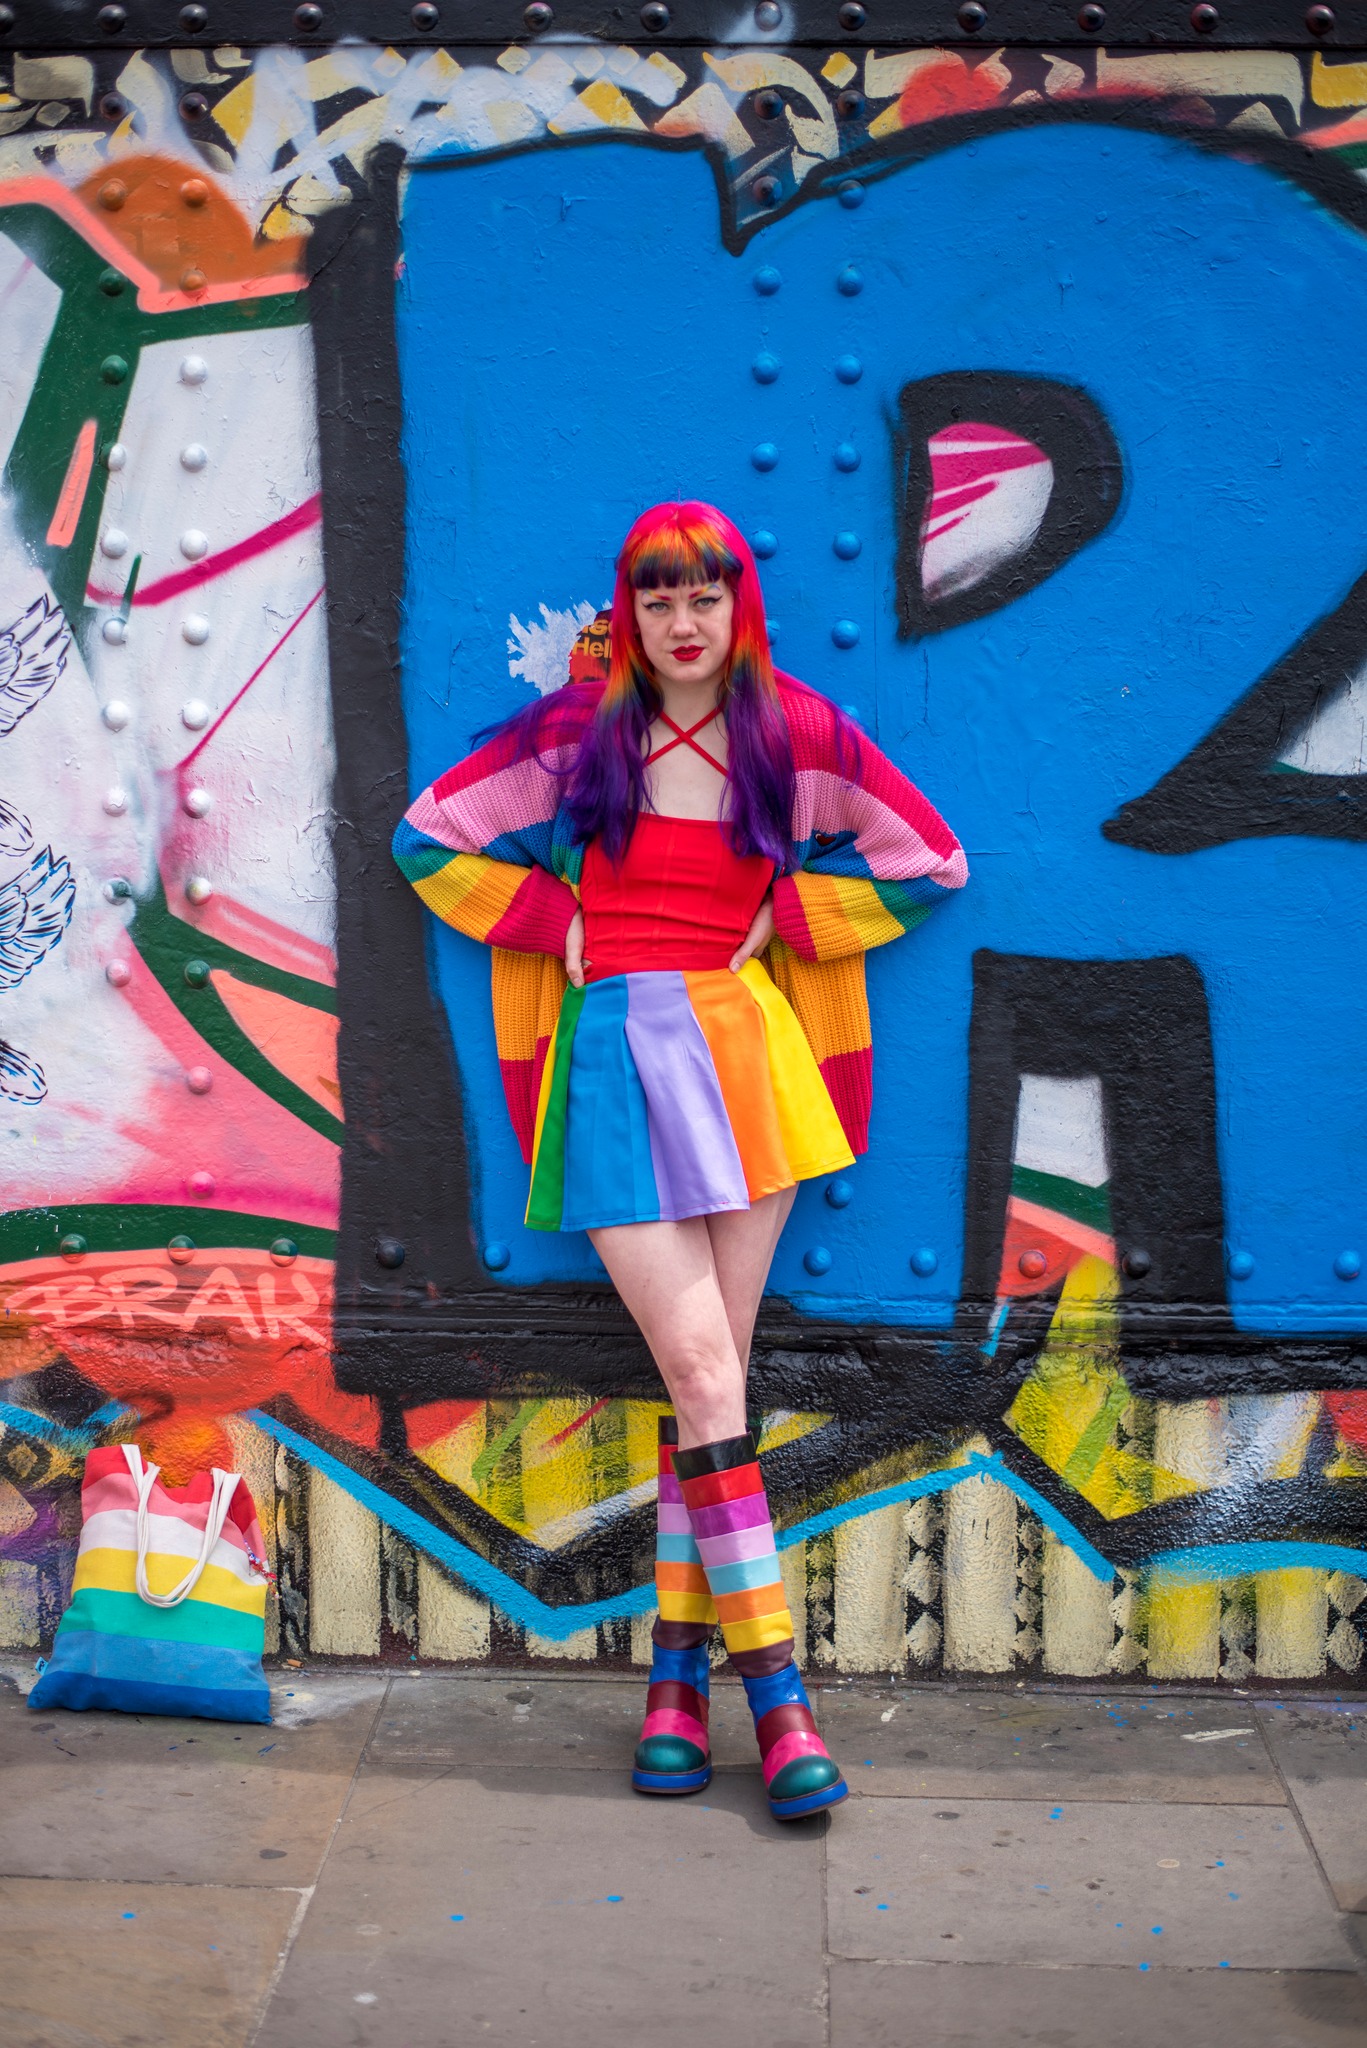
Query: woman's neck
652 672 724 730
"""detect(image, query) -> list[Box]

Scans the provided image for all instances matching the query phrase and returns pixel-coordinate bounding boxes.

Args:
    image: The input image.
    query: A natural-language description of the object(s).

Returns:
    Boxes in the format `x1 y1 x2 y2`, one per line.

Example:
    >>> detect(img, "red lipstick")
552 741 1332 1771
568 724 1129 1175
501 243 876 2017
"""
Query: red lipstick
672 645 704 663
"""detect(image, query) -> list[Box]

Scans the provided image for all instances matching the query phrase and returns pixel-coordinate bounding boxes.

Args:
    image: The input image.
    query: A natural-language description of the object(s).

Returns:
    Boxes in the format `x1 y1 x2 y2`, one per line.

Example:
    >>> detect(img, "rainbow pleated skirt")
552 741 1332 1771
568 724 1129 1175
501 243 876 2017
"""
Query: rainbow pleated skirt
526 959 854 1232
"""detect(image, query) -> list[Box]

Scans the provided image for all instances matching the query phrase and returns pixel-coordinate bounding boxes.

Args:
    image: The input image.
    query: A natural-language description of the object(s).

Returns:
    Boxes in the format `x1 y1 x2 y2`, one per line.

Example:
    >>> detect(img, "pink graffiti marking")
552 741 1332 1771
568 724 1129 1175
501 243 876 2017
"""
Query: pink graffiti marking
87 494 322 609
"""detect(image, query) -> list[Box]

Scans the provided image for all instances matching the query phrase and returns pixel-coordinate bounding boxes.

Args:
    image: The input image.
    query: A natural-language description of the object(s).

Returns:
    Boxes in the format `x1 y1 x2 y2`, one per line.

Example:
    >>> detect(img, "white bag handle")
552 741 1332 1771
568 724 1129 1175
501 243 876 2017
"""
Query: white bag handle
121 1443 242 1609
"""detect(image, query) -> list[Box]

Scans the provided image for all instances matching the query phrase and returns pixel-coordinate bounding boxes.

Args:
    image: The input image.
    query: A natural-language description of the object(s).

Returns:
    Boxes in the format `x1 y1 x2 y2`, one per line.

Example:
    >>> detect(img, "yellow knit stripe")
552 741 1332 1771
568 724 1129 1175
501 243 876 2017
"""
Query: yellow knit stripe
766 944 870 1065
739 961 854 1179
789 873 864 959
74 1548 267 1617
829 875 908 950
414 851 525 940
491 948 567 1063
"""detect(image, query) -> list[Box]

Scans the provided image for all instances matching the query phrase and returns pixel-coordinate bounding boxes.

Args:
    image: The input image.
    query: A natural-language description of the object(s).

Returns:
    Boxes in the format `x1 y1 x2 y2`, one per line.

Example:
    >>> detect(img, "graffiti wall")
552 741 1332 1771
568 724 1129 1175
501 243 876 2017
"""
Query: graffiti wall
2 19 1366 1681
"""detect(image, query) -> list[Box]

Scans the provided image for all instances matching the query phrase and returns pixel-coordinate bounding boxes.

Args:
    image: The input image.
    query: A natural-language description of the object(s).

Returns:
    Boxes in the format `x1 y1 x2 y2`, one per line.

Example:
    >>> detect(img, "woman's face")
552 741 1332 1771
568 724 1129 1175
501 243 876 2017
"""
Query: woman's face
633 580 735 694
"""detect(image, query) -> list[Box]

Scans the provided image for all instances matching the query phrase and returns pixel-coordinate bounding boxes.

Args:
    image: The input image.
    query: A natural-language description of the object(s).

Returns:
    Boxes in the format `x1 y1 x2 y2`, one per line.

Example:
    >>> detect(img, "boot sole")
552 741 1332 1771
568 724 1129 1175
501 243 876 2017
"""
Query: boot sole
631 1762 713 1795
769 1776 849 1820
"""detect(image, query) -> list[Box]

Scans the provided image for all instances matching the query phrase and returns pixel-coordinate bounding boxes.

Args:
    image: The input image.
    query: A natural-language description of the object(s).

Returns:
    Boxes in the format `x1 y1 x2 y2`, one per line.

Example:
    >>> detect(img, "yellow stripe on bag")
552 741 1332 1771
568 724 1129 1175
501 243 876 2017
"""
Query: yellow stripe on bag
738 960 854 1181
73 1548 267 1617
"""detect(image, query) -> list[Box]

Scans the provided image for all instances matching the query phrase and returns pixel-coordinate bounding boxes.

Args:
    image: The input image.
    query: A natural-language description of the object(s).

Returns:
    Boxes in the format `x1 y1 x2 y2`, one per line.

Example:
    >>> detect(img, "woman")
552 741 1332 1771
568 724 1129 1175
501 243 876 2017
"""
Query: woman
394 502 967 1820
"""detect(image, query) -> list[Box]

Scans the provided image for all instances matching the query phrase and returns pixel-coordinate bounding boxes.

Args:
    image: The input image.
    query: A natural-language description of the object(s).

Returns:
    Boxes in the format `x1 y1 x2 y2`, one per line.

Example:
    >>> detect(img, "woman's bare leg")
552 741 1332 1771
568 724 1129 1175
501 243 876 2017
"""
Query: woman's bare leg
589 1188 796 1447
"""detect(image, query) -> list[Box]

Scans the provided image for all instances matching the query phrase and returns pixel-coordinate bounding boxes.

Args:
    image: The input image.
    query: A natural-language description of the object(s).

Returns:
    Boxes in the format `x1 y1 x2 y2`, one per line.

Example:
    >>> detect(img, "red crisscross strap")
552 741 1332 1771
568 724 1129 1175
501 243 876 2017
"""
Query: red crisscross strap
649 710 727 775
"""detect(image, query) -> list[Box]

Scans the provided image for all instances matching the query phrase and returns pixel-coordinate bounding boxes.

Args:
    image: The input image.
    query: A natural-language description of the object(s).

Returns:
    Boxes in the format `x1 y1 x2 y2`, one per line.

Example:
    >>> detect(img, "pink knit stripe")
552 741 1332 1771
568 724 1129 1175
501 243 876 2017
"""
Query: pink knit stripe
641 1706 709 1749
694 1523 780 1569
432 756 564 855
761 1728 831 1786
656 1501 693 1534
791 768 964 881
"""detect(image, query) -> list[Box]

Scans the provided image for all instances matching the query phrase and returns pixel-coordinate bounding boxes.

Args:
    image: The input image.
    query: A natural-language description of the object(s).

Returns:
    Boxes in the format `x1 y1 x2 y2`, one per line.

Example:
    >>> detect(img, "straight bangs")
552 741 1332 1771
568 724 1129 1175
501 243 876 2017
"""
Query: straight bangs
624 526 741 596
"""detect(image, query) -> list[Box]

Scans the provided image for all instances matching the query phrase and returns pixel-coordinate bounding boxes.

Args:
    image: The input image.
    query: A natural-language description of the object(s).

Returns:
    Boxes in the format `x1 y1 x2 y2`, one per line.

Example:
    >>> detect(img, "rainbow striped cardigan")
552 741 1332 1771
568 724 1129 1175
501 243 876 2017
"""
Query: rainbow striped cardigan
394 676 967 1161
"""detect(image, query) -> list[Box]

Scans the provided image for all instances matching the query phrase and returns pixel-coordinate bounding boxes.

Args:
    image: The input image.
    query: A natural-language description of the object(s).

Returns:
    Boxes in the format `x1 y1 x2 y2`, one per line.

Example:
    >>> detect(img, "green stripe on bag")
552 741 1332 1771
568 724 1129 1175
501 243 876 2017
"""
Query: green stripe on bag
58 1586 265 1651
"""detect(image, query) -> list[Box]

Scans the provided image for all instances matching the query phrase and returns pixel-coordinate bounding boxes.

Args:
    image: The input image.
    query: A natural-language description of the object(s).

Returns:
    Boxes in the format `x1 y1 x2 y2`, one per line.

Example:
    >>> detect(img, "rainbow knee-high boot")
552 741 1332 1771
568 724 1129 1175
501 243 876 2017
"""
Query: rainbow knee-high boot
674 1431 847 1821
632 1417 715 1795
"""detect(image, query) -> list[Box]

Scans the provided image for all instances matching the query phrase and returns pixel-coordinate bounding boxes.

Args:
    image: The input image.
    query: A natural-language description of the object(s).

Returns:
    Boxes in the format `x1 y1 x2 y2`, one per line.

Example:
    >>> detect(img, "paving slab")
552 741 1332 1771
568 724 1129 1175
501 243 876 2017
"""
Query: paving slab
366 1673 763 1772
253 1764 826 2048
817 1687 1284 1803
0 1876 300 2048
1257 1701 1367 1913
0 1673 385 1886
825 1796 1356 1969
829 1961 1367 2048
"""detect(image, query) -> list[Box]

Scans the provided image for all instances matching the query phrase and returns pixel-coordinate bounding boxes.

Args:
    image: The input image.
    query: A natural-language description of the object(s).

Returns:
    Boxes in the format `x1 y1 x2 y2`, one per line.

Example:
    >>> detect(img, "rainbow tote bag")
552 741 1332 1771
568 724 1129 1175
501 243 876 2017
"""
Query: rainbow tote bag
29 1444 272 1723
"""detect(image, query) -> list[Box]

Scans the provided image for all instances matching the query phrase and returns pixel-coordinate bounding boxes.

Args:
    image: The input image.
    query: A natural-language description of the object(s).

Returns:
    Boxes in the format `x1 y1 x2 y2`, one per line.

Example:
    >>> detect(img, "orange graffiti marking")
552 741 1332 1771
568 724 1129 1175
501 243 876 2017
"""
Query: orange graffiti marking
45 419 98 548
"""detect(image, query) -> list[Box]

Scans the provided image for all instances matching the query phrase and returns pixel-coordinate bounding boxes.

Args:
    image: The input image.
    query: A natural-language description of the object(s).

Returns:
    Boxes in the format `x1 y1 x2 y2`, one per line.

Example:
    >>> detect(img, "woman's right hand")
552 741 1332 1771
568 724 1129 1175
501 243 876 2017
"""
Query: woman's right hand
565 907 587 989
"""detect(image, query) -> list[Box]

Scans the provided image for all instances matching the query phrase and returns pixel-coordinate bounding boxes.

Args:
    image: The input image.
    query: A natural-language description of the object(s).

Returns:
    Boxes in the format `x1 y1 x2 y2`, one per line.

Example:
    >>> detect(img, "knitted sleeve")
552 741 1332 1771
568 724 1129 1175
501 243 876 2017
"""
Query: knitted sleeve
392 701 587 955
771 684 968 963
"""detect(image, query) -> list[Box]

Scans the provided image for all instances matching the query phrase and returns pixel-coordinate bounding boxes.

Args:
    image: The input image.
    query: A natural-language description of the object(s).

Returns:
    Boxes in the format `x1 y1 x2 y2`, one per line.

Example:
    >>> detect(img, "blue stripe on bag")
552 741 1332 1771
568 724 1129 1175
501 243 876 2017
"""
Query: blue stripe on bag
29 1630 271 1724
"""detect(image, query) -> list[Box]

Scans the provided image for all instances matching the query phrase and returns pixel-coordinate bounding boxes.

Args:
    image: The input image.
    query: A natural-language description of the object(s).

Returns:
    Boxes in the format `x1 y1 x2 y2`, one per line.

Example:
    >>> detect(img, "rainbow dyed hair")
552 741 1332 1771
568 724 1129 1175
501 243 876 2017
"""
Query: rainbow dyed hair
564 502 795 866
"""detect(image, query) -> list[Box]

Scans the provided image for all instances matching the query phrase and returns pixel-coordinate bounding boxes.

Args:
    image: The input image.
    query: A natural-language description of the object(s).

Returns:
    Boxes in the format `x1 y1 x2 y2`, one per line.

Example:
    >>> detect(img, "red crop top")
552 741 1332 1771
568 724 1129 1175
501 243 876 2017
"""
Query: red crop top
580 815 774 983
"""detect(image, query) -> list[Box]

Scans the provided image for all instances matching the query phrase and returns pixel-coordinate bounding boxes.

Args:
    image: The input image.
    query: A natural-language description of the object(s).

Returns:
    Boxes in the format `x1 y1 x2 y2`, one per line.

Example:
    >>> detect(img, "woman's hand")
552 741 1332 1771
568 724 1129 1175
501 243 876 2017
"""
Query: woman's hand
565 907 588 988
729 893 775 974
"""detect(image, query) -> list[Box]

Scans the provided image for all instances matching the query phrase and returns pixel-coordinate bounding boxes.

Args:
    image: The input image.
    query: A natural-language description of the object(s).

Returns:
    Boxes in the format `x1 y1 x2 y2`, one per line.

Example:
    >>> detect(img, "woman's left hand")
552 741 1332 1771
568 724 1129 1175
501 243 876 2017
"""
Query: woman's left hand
729 893 775 973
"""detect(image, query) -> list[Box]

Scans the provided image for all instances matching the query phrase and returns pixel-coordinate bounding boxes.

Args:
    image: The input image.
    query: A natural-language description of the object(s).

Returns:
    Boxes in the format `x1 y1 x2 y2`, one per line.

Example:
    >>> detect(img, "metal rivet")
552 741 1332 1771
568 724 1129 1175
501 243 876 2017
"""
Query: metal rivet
1307 1 1334 28
1335 1250 1361 1281
1018 1248 1049 1278
270 1236 298 1266
753 175 781 206
60 1232 88 1261
189 1169 215 1198
185 1066 213 1094
412 0 439 23
180 268 207 295
100 90 126 119
751 530 778 559
180 530 209 561
834 441 861 471
752 352 780 384
100 528 128 559
755 0 782 23
180 355 208 385
1227 1250 1254 1280
483 1241 511 1271
766 618 780 644
1190 2 1217 26
836 264 863 296
180 178 209 209
183 617 212 650
524 0 552 24
168 1234 196 1263
1122 1248 1152 1278
841 701 863 725
376 1237 406 1269
803 1245 832 1276
640 0 669 26
101 699 131 731
102 618 127 646
98 3 125 26
825 1177 853 1209
103 788 129 816
837 0 866 25
184 787 212 818
104 877 132 901
836 88 864 119
100 356 128 386
1077 1 1104 24
835 353 863 383
99 180 127 211
105 960 131 987
106 442 127 470
837 179 865 210
184 958 211 988
0 7 14 31
753 265 782 295
957 0 986 25
98 267 126 296
831 619 860 649
179 91 209 121
181 444 208 472
294 1 322 26
180 3 208 28
185 876 213 905
751 442 779 471
755 87 783 120
833 532 861 559
182 698 211 728
910 1247 938 1276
